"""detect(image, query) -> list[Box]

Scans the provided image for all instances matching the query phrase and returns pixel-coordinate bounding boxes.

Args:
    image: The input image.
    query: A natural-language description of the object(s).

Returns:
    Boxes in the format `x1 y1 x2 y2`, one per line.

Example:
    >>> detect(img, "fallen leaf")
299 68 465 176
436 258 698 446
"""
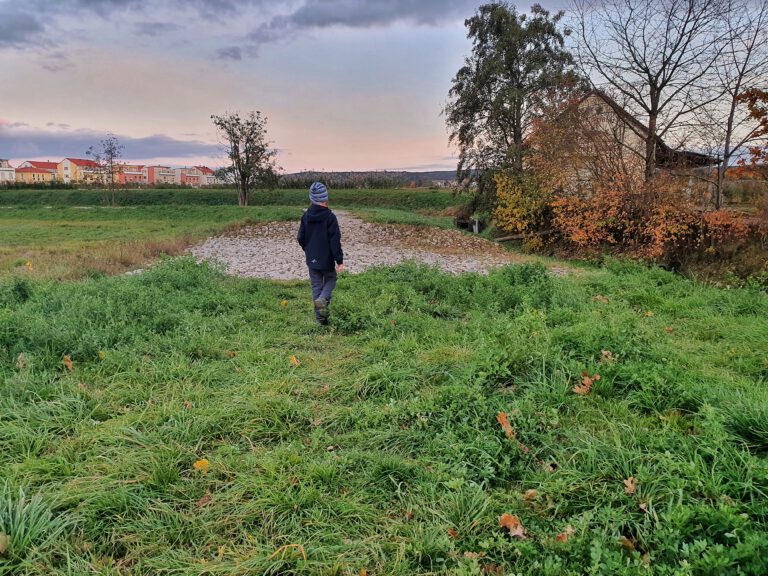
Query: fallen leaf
183 400 193 410
359 570 368 576
523 489 538 503
619 535 636 551
15 353 28 370
289 355 300 367
624 476 637 495
447 528 459 540
463 551 485 559
0 533 9 555
573 371 600 395
496 411 515 439
600 350 615 363
24 261 33 270
196 492 212 508
643 311 654 317
593 294 609 304
664 326 674 333
499 513 526 538
63 355 73 372
556 525 574 542
193 458 210 475
639 501 648 513
279 299 289 308
225 350 237 358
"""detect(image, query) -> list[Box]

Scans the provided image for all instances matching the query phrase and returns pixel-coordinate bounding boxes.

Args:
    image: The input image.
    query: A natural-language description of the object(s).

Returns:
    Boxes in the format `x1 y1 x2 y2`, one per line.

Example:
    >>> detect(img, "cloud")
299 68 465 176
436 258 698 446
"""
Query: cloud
0 10 46 48
248 0 479 46
1 122 219 161
216 45 243 60
137 21 182 37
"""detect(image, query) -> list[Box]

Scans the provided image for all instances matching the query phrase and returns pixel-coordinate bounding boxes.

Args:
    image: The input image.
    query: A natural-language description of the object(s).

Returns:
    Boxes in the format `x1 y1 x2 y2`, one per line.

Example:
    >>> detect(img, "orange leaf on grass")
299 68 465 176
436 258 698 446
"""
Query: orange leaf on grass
523 489 538 503
63 355 73 372
499 513 526 539
289 355 300 367
447 528 459 540
573 370 600 395
496 411 515 438
193 458 210 475
556 525 574 542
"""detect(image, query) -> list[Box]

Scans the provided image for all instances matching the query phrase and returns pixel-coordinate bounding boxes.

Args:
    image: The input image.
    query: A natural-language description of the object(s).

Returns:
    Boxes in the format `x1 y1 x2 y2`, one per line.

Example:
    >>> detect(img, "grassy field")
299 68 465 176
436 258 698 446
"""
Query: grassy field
1 257 767 575
1 190 767 574
0 189 460 280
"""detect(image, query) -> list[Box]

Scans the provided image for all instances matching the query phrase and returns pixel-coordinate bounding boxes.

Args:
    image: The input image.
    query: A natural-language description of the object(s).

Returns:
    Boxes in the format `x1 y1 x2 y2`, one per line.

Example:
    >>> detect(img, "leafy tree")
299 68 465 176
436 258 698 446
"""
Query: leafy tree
86 134 123 206
445 2 582 211
211 111 279 206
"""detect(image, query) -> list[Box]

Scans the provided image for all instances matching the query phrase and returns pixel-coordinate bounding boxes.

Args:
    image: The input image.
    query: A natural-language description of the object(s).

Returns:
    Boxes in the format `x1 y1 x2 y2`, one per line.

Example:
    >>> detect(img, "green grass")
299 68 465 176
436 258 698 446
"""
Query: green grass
0 188 461 211
1 257 767 575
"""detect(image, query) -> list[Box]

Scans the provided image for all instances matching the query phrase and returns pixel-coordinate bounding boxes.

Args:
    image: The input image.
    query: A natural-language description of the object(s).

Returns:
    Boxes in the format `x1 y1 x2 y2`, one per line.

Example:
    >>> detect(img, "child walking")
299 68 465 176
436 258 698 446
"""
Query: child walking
297 182 344 325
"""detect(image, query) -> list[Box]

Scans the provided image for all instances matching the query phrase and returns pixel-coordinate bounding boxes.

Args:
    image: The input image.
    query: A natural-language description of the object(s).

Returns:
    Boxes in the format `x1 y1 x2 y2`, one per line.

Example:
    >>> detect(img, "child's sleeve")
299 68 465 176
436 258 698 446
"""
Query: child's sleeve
329 215 343 265
297 216 306 248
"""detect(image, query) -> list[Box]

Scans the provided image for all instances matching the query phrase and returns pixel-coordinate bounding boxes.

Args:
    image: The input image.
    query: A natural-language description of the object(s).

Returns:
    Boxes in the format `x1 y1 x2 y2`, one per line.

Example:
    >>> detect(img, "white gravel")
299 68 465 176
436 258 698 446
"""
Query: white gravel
189 211 536 280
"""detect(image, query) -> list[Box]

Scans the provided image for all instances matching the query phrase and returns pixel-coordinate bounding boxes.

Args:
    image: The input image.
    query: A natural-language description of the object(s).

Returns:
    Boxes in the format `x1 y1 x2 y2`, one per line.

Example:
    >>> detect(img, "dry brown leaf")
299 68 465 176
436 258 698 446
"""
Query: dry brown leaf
15 352 28 370
644 310 654 317
624 476 637 495
523 489 538 503
196 492 212 508
619 535 636 551
499 513 525 539
600 350 615 363
289 355 300 367
664 326 674 333
593 294 609 304
555 525 574 542
63 355 73 372
225 350 238 358
183 400 193 410
0 533 9 555
447 528 459 540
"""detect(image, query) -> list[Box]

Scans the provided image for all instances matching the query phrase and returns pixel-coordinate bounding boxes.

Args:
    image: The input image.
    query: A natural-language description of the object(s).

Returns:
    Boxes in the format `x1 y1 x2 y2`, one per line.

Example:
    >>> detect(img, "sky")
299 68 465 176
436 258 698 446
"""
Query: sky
0 0 566 172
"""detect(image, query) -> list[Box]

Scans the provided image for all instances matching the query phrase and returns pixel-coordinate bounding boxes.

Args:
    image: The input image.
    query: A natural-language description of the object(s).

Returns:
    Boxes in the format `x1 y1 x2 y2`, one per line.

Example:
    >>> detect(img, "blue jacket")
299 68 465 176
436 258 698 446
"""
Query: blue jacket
297 204 343 270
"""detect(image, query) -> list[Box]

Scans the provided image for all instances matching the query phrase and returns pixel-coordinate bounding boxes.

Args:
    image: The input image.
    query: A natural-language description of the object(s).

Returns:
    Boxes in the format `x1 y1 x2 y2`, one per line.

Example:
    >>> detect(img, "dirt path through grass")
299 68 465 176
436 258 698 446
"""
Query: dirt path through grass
190 211 566 279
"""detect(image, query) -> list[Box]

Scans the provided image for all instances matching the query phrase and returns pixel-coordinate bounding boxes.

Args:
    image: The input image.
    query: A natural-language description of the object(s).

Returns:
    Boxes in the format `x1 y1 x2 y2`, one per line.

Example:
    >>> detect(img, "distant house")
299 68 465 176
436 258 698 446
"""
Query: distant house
0 159 14 184
145 165 175 186
119 164 146 185
196 165 217 186
18 160 58 181
175 166 203 187
58 158 101 184
16 166 55 184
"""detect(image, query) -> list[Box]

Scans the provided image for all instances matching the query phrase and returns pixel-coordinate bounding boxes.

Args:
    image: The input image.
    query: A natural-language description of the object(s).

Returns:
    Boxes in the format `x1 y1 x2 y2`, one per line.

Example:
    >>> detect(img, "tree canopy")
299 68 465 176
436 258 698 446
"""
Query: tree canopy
445 2 582 208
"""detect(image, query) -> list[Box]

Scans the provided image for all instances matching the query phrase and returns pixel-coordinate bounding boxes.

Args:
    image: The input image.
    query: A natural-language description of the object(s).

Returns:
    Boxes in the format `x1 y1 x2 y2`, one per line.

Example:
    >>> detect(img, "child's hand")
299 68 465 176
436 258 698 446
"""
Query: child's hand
336 263 344 273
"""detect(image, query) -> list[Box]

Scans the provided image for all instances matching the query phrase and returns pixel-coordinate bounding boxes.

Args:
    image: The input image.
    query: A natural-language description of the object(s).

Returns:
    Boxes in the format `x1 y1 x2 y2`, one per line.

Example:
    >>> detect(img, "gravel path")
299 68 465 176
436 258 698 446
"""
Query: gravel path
190 211 553 280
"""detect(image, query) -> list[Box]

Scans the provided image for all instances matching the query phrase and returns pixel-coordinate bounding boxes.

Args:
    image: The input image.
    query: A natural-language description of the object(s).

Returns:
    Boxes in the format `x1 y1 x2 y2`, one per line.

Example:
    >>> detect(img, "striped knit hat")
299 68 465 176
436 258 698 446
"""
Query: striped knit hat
309 181 328 204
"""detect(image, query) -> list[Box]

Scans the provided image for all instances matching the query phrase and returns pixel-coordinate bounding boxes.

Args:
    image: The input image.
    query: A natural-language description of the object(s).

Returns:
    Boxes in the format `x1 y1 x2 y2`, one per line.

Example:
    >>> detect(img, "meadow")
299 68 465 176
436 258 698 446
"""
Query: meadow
1 189 767 575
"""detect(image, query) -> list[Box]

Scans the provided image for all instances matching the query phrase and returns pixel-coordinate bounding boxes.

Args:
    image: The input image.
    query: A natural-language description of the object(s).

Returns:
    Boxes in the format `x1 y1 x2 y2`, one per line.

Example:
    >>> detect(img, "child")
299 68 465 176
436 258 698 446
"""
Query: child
297 182 344 325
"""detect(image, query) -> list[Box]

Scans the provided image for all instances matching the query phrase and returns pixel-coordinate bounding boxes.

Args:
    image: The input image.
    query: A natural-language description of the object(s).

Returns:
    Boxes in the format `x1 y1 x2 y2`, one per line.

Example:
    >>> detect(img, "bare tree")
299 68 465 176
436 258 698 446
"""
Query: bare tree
87 134 124 206
573 0 727 180
211 111 279 206
696 0 768 207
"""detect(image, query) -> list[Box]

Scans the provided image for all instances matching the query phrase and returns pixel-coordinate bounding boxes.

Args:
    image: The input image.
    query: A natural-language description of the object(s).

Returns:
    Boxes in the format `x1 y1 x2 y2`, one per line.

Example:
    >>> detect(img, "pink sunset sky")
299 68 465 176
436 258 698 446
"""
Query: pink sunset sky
0 0 566 173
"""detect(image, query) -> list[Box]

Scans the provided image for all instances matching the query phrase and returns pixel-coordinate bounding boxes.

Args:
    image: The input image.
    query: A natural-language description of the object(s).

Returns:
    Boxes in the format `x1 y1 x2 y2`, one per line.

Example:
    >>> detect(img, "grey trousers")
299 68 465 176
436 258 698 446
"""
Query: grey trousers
308 267 337 321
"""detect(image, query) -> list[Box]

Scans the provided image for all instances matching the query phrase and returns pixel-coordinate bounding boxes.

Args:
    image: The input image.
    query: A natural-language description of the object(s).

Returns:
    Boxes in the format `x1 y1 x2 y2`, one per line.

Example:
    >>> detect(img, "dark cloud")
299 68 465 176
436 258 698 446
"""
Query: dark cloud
137 21 182 37
1 123 219 161
0 10 45 48
248 0 480 45
216 45 243 60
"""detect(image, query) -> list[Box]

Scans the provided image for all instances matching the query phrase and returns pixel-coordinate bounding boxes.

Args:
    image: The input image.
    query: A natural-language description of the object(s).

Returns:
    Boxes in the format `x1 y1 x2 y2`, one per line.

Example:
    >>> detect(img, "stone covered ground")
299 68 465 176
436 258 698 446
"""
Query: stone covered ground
190 211 566 279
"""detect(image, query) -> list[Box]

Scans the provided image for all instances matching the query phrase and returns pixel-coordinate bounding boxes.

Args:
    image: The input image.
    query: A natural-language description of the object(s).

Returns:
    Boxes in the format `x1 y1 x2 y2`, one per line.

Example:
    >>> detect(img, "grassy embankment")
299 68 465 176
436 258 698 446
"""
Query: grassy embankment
0 189 459 280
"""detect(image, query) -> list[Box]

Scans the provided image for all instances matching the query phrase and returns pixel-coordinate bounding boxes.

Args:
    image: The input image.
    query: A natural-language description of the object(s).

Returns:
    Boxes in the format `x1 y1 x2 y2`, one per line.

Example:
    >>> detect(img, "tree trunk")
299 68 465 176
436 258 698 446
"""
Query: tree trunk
238 186 248 207
644 112 658 181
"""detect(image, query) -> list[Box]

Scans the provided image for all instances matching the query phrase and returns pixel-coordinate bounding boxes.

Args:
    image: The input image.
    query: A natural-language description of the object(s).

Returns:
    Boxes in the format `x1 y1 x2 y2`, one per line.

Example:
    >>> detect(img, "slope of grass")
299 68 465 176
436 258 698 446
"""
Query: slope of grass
1 258 766 575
